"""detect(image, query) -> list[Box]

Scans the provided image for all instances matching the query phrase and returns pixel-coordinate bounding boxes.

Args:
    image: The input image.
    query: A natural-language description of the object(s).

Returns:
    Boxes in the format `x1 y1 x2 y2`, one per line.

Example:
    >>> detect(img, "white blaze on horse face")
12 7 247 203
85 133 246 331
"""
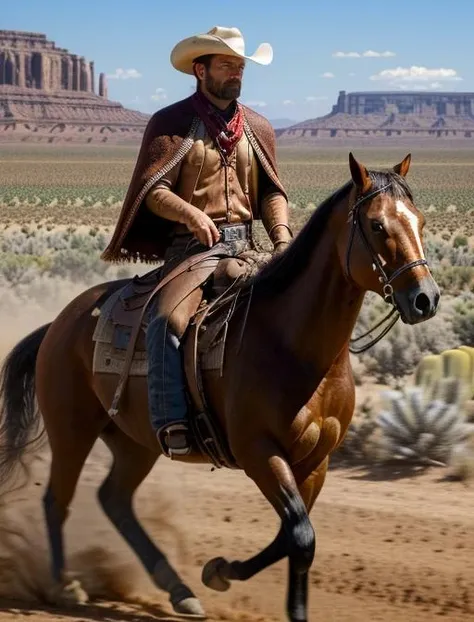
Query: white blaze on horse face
395 200 425 259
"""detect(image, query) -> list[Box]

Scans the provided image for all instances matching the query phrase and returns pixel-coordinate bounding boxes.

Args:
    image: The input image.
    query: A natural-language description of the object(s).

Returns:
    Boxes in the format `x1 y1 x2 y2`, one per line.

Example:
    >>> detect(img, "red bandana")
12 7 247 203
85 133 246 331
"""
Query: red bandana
191 91 244 157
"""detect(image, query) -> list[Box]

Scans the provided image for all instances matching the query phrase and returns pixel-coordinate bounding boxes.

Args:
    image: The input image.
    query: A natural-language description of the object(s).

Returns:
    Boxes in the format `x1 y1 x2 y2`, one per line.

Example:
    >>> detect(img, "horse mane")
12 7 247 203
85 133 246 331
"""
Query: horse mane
248 169 413 298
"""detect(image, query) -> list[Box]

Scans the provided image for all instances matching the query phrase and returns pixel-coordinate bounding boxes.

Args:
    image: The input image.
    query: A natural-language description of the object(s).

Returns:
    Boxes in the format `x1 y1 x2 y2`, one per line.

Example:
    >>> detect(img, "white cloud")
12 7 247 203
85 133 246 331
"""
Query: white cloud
333 50 396 58
320 72 335 78
370 66 463 83
243 100 267 107
106 68 142 80
333 51 360 58
363 50 396 57
348 72 356 77
305 95 328 102
283 99 294 105
151 87 167 101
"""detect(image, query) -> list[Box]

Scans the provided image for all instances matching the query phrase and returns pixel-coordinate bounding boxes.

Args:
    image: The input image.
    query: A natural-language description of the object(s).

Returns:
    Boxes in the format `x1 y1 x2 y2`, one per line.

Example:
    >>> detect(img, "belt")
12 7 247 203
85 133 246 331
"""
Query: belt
173 221 252 242
218 222 251 242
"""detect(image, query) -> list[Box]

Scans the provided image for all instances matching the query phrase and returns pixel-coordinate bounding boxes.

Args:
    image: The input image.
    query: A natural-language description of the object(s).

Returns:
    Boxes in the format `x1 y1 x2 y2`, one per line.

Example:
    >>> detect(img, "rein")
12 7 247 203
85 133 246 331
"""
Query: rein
345 183 428 354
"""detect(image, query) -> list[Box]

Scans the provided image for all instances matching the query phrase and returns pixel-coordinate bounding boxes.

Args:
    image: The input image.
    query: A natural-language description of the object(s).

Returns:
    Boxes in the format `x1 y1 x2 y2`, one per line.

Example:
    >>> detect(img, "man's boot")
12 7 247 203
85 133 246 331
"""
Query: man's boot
146 314 192 457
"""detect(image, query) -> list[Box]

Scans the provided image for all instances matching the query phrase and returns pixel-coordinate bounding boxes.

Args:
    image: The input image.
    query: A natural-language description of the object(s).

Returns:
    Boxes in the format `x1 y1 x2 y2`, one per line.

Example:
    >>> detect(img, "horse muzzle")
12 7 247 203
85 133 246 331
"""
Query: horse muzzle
394 276 440 324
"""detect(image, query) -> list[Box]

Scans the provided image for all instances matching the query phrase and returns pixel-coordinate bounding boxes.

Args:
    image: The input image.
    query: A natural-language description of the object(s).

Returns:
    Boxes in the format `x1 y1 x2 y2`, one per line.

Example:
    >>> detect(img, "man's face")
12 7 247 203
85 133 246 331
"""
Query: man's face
200 54 245 100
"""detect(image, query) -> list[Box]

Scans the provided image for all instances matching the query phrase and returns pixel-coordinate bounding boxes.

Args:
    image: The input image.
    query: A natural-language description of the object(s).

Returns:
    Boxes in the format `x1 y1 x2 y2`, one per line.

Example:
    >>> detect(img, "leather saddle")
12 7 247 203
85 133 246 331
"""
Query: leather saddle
99 246 256 469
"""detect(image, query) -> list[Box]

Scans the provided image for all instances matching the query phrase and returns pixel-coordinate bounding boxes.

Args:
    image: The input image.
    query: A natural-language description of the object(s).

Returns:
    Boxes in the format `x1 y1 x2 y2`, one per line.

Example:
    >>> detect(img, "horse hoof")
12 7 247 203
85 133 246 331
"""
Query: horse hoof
173 596 207 618
49 579 89 606
201 557 231 592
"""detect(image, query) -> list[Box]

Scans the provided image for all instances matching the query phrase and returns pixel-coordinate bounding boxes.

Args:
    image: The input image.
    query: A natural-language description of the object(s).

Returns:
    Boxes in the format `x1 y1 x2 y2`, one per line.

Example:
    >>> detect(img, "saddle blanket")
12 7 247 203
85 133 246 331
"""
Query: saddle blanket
91 282 231 378
91 248 271 379
92 287 149 376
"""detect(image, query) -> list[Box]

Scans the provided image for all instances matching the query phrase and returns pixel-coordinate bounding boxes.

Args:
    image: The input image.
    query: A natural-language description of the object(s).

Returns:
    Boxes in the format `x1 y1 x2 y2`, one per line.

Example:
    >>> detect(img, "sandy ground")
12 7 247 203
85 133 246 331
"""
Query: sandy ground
0 439 471 622
0 287 471 621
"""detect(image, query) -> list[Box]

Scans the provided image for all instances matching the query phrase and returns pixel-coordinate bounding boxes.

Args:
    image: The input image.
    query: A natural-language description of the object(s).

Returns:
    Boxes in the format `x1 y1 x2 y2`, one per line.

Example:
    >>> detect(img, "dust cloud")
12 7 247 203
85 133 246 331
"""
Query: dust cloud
0 277 190 609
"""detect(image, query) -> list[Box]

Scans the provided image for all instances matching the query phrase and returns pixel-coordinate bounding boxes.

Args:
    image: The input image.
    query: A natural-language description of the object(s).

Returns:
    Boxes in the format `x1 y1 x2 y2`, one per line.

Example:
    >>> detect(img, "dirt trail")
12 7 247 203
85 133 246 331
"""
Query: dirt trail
0 442 471 622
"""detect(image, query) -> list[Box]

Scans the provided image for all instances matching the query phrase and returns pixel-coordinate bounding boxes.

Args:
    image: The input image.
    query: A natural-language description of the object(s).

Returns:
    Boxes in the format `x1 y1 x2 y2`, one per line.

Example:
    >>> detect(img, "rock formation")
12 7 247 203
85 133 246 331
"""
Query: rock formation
0 30 150 144
99 72 108 99
277 90 474 142
0 30 99 94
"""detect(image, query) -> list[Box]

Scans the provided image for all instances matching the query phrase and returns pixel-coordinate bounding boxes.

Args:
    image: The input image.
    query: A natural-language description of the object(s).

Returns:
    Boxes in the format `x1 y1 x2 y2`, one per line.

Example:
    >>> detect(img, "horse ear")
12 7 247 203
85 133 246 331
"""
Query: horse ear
393 153 411 177
349 152 372 193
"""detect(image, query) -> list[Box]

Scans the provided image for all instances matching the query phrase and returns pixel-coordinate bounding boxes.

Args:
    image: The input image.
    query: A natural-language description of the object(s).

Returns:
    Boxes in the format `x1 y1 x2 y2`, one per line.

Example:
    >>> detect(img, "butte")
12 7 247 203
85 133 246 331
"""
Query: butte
0 29 150 144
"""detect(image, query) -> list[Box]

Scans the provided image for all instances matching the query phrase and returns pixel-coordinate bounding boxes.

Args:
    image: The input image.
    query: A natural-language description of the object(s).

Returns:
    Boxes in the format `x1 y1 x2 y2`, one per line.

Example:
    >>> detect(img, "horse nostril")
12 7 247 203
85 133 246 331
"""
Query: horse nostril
415 292 431 315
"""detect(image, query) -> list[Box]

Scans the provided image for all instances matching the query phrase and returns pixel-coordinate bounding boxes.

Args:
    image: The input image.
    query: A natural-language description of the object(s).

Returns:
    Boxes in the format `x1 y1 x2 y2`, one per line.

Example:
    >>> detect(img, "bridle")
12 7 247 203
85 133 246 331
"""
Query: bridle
345 182 429 354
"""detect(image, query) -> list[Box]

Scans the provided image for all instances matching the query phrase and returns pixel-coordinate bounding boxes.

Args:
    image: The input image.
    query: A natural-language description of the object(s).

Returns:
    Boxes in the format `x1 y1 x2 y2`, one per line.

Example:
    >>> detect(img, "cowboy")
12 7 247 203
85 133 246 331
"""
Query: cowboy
101 26 292 457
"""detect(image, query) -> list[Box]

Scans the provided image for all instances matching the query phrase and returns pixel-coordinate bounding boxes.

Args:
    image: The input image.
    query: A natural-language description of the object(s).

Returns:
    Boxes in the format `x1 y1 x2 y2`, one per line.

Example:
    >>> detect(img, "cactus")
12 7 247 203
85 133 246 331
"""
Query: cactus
441 349 473 402
414 354 443 396
376 378 474 466
458 345 474 396
441 348 471 381
415 347 474 402
432 375 467 406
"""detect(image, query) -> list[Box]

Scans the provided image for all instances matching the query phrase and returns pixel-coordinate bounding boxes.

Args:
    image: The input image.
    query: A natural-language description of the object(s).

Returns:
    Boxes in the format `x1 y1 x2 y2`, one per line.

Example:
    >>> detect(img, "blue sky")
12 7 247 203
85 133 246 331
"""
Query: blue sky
3 0 471 122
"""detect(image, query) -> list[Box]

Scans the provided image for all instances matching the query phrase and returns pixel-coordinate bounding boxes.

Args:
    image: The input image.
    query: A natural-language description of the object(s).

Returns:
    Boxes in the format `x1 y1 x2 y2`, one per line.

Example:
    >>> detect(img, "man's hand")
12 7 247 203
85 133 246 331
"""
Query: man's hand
146 187 220 246
185 207 220 247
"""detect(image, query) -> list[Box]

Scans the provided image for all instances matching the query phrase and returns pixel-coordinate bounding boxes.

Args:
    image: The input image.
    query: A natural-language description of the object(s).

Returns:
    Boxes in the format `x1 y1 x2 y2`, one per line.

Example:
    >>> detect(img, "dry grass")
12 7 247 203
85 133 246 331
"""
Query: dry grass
2 145 474 236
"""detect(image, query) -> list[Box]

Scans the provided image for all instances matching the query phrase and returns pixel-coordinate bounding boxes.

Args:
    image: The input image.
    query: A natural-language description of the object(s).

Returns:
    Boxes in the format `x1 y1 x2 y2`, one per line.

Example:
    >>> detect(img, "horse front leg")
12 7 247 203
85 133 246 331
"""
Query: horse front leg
203 443 327 622
202 524 286 590
202 459 327 589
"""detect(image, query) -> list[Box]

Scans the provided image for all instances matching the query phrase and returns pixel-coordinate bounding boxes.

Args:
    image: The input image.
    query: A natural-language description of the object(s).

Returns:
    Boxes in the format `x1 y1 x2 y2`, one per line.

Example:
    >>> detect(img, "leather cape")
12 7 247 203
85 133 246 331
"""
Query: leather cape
101 95 288 263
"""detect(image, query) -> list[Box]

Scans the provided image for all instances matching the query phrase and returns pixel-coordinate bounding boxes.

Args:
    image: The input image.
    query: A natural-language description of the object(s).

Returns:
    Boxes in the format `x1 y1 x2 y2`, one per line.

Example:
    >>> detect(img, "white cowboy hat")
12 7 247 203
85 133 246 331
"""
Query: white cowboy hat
170 26 273 75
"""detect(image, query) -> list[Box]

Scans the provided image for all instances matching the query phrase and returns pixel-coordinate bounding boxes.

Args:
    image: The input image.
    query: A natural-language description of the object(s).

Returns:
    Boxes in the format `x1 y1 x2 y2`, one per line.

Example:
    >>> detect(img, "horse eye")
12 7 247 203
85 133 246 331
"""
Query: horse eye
371 220 384 233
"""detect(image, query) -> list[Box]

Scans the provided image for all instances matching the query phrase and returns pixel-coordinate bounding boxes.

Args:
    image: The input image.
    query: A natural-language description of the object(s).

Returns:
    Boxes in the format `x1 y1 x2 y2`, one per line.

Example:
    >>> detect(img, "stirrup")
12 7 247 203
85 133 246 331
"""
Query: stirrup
157 422 192 458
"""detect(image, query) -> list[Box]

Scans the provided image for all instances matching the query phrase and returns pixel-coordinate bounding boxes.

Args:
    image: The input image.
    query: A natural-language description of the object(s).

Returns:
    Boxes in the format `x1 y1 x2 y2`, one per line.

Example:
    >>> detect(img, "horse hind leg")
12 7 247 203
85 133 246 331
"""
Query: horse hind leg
97 423 205 619
42 396 108 606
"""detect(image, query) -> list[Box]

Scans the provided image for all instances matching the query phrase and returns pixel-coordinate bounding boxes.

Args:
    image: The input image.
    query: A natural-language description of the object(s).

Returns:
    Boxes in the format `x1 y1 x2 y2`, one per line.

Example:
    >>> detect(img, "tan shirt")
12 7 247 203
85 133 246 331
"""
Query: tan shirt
145 121 291 245
150 126 258 232
176 130 257 225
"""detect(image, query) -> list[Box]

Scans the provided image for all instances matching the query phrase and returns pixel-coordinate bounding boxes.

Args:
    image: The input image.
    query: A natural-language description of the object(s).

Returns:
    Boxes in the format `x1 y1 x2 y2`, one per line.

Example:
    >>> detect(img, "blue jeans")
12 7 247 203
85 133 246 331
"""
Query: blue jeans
146 310 188 434
145 236 209 440
145 230 252 449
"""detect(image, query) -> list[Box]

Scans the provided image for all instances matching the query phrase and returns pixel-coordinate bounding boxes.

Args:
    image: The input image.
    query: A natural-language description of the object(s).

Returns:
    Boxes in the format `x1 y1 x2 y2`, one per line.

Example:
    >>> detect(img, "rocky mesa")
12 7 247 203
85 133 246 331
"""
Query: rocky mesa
0 30 150 144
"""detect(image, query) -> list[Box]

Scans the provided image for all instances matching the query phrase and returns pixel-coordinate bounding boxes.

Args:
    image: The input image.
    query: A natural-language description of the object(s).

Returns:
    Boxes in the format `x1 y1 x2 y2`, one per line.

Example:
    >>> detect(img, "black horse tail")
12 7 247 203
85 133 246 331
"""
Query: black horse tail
0 323 51 493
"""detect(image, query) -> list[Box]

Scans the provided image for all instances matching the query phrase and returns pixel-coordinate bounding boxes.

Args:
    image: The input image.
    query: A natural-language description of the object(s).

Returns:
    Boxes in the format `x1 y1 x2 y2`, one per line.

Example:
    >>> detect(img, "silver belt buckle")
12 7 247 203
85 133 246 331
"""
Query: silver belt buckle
221 224 246 242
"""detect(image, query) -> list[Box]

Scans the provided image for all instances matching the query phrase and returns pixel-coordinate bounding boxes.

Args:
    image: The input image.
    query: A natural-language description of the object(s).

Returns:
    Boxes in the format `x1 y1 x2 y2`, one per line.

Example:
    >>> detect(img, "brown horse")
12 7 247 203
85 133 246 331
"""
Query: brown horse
0 153 440 622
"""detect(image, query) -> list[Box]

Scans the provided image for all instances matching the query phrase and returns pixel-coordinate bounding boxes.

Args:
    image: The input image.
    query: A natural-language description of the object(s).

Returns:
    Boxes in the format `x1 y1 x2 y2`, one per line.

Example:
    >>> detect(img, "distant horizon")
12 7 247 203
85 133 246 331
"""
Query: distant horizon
118 88 474 128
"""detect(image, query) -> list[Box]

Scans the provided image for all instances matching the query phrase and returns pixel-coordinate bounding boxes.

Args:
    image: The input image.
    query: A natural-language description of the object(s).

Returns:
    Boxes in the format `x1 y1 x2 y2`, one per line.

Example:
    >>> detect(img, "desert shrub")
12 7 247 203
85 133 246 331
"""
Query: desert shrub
453 234 469 248
375 377 474 466
335 377 474 478
433 266 474 294
353 294 458 385
448 436 474 482
450 293 474 345
335 396 380 462
0 228 142 294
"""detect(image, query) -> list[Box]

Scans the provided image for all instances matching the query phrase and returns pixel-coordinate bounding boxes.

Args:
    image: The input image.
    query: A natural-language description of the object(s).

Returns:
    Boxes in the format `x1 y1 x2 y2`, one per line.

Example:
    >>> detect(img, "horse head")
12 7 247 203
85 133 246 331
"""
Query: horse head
340 152 440 325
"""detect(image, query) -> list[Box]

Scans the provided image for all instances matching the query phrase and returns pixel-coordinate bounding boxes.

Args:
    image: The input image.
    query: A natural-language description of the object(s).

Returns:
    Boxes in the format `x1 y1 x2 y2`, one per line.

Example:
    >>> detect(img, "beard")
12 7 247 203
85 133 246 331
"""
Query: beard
205 74 241 100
